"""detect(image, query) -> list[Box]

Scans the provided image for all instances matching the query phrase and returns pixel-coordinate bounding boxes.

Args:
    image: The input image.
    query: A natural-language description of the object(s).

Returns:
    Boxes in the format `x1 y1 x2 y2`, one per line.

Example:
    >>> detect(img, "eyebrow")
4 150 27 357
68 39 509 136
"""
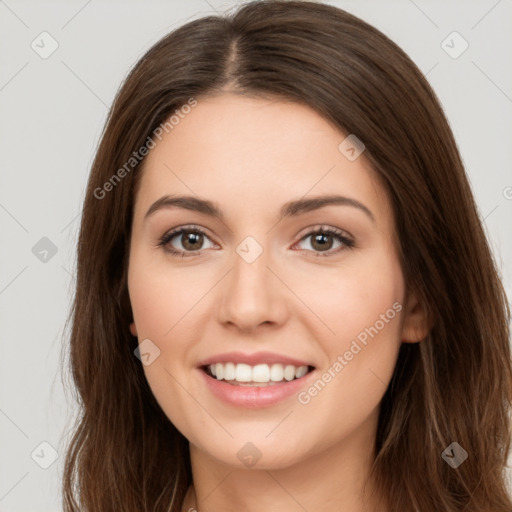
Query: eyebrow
144 194 375 224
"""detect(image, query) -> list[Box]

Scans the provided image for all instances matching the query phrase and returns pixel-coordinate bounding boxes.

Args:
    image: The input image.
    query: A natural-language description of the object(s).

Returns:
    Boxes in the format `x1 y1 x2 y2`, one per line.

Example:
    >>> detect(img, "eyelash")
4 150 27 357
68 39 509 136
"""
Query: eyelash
157 224 355 258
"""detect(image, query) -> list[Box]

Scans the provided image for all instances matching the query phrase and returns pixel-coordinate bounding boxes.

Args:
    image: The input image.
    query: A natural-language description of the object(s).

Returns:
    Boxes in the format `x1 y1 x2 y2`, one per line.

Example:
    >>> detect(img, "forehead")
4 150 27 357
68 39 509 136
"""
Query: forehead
134 93 391 227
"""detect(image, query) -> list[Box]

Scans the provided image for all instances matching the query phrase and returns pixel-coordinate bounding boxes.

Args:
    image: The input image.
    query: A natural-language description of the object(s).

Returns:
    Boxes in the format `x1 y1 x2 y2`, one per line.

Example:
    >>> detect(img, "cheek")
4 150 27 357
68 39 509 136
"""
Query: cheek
293 247 404 346
129 277 172 335
294 249 404 429
127 250 215 380
127 252 195 404
128 254 205 437
128 251 192 339
292 246 404 406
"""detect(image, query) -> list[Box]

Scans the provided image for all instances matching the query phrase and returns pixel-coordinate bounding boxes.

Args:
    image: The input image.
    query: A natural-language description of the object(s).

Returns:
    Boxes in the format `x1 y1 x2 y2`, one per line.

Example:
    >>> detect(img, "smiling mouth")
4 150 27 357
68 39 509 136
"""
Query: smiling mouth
202 362 315 386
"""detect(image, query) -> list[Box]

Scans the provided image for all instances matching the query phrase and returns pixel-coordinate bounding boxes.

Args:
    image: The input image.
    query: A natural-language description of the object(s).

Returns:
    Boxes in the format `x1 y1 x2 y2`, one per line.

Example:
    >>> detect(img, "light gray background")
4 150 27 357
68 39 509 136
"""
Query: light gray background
1 1 511 510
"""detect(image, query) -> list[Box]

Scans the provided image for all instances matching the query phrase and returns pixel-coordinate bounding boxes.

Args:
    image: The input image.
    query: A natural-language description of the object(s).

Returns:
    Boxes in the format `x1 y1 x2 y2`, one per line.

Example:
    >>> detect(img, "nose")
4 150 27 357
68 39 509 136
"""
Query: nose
216 239 289 333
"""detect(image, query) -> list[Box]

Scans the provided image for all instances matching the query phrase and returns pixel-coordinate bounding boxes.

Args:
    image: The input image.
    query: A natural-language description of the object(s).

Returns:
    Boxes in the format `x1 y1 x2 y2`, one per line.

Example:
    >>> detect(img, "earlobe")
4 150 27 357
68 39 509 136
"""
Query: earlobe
129 322 138 337
400 291 432 343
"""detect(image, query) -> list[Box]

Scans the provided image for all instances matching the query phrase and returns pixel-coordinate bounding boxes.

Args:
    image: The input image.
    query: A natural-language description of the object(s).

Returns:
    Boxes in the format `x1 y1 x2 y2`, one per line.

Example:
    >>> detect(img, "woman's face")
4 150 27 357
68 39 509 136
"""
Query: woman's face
128 93 423 470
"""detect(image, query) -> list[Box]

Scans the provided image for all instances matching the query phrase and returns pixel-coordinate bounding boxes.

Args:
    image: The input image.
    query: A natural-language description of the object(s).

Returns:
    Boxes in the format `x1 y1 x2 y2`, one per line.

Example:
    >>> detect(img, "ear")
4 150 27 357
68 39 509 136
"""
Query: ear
400 290 432 343
129 322 138 337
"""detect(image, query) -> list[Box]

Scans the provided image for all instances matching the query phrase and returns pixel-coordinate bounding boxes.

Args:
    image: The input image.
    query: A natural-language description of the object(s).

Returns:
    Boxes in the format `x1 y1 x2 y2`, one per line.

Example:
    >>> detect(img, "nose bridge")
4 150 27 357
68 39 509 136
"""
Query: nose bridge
217 233 287 330
233 234 270 291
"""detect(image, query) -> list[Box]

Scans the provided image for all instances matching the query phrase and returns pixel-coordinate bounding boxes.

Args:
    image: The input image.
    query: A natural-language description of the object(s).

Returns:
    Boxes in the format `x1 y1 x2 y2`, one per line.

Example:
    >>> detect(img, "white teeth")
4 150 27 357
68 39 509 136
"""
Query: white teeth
206 362 310 384
235 363 252 382
252 364 270 382
270 363 284 382
295 365 308 378
284 365 296 381
224 362 236 380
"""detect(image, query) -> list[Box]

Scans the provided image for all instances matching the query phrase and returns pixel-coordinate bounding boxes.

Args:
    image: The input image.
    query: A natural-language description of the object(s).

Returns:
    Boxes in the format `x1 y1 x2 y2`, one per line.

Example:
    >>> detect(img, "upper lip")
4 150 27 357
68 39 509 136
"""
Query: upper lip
197 351 314 368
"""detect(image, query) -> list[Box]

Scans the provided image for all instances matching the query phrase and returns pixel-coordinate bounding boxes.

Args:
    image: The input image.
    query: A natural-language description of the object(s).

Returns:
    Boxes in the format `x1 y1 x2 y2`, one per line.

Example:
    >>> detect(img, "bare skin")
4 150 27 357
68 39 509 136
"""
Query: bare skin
127 93 430 512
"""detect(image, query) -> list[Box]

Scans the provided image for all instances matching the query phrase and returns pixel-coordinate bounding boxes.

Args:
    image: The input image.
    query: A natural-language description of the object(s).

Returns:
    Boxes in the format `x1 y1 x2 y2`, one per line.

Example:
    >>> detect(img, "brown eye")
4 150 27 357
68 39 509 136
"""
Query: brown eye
180 231 204 251
310 232 335 251
295 227 355 257
158 226 215 257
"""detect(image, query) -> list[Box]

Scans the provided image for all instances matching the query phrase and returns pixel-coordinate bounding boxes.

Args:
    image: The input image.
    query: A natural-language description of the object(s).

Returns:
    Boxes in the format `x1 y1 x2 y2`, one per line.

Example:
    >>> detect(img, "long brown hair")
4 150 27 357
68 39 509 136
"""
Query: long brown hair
62 1 512 510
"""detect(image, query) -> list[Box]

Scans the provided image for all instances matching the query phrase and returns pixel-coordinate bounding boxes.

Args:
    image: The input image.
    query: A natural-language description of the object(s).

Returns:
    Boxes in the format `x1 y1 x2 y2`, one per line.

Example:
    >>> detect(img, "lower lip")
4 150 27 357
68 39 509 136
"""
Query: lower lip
199 368 315 408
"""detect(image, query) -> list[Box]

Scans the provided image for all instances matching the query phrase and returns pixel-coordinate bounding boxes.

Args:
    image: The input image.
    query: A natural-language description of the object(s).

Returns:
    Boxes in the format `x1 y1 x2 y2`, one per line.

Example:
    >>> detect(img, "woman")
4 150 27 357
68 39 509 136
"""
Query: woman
62 1 512 511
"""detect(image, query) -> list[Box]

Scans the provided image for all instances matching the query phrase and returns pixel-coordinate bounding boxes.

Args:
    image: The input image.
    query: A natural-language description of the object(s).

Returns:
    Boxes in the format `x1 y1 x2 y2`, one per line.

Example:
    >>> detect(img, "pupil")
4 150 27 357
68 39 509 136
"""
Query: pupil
313 233 332 251
183 232 202 250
